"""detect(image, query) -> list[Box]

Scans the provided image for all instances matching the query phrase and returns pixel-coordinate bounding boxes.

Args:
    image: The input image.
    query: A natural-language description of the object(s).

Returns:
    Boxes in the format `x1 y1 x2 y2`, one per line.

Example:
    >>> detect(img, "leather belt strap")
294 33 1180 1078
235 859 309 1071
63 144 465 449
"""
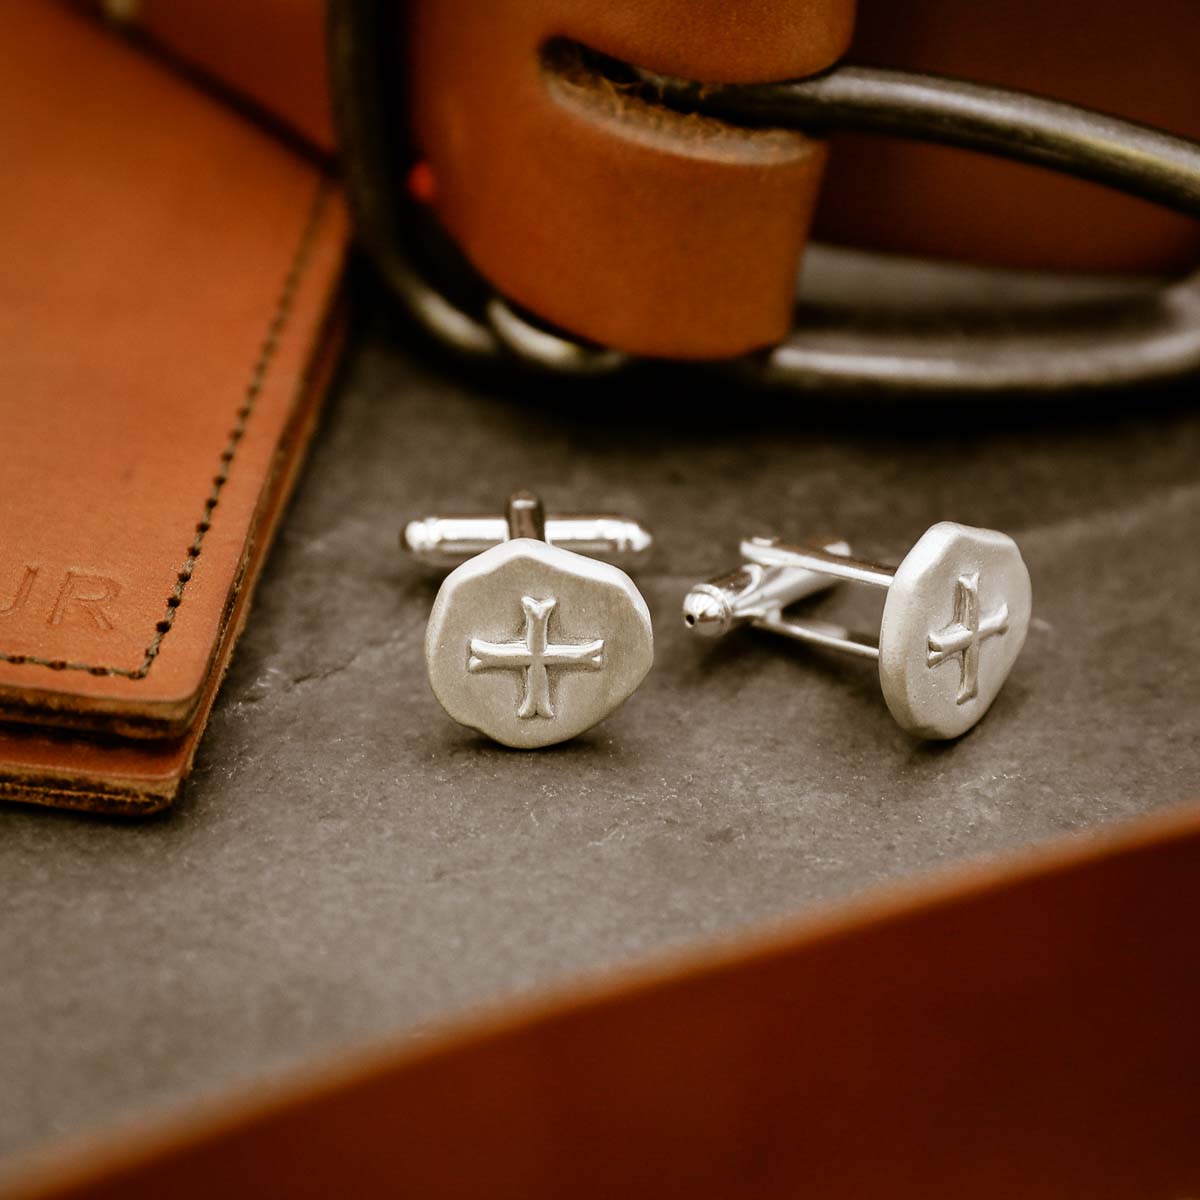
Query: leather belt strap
114 1 1200 367
403 0 855 359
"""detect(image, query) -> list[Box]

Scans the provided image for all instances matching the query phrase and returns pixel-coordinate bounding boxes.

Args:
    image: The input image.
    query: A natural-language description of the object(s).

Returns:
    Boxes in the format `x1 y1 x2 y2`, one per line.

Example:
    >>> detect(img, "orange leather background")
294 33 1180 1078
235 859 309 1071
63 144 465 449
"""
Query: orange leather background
0 316 344 814
132 0 335 151
819 0 1200 274
6 805 1199 1198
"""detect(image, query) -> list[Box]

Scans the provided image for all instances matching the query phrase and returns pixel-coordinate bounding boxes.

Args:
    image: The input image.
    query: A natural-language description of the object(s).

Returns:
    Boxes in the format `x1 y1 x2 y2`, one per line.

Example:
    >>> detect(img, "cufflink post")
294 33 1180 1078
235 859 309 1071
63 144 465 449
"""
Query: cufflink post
505 489 547 541
735 539 895 660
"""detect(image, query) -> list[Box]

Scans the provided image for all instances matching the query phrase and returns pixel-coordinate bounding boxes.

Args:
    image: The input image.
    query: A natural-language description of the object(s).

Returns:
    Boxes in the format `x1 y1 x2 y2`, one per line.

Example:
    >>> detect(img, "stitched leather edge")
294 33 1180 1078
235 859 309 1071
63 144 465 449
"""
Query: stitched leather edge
0 179 333 681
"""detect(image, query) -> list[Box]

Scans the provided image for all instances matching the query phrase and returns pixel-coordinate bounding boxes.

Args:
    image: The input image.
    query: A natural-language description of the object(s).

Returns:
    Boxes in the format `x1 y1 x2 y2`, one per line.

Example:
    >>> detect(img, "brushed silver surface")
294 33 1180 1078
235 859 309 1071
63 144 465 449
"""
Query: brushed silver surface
880 523 1032 739
425 539 653 749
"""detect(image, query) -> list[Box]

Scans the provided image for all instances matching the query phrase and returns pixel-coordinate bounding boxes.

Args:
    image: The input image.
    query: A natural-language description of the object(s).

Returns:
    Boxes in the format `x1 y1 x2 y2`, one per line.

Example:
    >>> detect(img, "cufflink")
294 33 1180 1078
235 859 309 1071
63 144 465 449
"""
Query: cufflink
404 492 654 748
683 522 1032 739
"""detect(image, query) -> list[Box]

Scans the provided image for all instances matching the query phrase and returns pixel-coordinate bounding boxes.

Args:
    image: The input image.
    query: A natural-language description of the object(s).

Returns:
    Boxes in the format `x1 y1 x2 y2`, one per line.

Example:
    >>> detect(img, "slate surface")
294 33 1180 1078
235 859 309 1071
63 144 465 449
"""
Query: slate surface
2 295 1198 1163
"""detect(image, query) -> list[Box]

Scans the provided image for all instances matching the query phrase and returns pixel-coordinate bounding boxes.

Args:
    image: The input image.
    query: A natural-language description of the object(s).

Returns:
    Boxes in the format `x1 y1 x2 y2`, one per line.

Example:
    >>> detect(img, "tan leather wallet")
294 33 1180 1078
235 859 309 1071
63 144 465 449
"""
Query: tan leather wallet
0 3 347 813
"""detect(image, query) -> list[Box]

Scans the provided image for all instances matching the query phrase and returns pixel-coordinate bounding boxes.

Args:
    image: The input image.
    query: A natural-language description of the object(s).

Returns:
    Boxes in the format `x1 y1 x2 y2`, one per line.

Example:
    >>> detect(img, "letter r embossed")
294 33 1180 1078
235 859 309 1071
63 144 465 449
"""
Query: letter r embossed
48 572 121 631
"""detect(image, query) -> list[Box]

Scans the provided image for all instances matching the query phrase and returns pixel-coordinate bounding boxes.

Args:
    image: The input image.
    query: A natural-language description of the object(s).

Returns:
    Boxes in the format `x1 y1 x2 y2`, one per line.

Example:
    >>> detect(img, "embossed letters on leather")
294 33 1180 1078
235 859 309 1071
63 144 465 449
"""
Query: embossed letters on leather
0 2 347 810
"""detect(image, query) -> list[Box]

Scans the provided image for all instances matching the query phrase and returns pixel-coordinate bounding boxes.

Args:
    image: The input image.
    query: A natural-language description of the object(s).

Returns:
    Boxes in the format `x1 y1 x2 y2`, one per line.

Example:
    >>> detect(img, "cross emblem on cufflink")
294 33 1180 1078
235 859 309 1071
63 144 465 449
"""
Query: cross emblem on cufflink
468 596 604 720
926 572 1010 705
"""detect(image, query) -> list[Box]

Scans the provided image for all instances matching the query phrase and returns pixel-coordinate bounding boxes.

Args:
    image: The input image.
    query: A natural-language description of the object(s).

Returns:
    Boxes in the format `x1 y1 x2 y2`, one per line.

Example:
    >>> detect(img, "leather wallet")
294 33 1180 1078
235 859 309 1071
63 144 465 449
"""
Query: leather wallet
0 3 348 813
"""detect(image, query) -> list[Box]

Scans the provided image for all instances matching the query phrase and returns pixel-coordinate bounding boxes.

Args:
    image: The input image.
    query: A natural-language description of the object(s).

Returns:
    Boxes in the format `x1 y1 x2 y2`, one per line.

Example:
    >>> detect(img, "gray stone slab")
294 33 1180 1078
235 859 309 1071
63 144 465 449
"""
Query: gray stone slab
1 309 1197 1162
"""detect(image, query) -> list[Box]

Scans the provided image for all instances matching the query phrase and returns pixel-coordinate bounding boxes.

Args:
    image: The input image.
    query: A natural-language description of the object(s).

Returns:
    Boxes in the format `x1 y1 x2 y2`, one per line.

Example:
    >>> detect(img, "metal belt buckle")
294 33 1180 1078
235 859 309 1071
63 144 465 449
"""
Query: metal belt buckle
331 2 1200 396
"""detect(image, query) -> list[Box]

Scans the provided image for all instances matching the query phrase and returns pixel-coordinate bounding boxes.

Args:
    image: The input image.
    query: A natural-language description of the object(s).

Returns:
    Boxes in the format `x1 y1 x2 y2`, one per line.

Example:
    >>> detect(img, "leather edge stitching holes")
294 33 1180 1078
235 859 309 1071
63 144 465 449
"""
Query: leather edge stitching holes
0 178 333 681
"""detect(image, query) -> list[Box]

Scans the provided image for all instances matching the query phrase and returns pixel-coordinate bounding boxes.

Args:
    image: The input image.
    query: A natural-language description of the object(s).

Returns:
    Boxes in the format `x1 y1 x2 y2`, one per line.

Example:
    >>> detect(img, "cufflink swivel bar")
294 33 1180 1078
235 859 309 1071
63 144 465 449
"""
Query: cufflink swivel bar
403 500 653 568
728 539 894 660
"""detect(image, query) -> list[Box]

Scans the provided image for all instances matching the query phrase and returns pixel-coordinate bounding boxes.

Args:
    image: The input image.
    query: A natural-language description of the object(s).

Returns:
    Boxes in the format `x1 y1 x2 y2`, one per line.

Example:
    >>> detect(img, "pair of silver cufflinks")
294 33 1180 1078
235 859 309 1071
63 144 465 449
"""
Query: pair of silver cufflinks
404 491 1032 748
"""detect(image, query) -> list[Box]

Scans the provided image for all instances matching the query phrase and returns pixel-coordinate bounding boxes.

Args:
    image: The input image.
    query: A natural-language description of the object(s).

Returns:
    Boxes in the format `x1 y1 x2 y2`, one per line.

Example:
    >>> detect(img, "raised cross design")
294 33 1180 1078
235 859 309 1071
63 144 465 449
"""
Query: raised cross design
468 595 605 719
926 572 1009 704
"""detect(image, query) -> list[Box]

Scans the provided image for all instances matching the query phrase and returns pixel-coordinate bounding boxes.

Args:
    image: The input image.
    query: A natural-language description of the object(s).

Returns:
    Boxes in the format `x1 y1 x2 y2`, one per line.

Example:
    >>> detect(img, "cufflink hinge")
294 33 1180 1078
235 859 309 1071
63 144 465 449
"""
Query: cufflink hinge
742 540 894 661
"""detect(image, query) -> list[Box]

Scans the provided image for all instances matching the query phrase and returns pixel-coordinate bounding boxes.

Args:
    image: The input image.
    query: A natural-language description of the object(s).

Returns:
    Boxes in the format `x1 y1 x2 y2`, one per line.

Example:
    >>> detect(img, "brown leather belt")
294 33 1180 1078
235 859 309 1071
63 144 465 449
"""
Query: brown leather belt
327 0 1200 393
102 1 1200 390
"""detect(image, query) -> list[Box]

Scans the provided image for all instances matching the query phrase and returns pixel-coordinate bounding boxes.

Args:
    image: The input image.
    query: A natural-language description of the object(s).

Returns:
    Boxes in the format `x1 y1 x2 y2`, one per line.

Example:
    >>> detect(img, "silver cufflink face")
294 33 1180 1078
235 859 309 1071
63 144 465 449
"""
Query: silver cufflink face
407 494 653 749
684 520 1031 740
879 522 1032 739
